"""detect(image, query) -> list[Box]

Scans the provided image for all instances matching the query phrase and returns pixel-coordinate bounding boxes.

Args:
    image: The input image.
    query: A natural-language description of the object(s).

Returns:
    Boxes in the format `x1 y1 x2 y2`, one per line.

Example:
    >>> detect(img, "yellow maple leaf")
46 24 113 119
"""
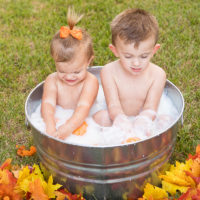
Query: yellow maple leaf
43 175 62 198
143 183 168 199
161 180 188 195
168 169 195 187
16 165 45 194
160 171 192 187
170 160 193 172
32 164 44 180
17 166 31 184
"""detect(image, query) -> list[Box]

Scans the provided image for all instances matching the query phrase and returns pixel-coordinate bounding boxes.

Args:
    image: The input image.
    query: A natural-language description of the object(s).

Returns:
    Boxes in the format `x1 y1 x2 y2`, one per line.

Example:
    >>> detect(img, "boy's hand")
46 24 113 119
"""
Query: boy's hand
113 114 133 133
133 116 153 136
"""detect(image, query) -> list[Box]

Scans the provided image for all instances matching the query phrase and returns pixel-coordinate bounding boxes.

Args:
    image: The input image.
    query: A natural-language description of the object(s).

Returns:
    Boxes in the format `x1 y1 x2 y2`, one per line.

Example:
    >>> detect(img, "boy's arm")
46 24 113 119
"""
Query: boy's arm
136 68 166 123
56 73 99 140
101 65 133 132
100 66 124 121
41 74 57 136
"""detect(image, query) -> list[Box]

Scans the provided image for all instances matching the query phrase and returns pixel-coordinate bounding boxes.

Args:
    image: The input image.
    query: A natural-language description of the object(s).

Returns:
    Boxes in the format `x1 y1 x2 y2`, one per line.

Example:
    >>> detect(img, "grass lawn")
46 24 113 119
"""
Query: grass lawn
0 0 199 166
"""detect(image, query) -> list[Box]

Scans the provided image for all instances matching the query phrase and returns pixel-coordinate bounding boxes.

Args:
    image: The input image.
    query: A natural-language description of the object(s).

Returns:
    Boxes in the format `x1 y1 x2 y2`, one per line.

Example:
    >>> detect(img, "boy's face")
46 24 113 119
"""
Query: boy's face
55 50 92 86
110 36 160 75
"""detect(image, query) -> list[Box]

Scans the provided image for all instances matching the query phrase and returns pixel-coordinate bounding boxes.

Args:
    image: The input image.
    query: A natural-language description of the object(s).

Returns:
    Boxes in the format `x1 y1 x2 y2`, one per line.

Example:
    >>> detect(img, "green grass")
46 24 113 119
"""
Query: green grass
0 0 199 165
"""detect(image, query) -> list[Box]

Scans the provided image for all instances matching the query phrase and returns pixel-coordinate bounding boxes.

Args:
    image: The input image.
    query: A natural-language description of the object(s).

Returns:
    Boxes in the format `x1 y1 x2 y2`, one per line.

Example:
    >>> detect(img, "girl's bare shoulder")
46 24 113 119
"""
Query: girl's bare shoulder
85 71 99 85
45 72 57 82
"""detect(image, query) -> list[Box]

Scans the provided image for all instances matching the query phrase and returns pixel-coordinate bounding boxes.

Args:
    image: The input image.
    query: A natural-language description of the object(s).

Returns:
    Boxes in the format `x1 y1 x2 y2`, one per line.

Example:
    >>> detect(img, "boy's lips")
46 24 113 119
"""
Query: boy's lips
131 67 142 72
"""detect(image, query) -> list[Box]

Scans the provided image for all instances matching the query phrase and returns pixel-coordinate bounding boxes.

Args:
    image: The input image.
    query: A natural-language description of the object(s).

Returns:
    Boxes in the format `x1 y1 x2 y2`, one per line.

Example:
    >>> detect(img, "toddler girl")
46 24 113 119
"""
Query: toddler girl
41 8 99 140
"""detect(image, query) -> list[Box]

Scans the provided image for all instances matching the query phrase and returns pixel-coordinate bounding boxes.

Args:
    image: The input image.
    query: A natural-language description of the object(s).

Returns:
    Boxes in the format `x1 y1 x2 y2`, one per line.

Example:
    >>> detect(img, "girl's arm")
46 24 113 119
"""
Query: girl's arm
41 74 57 136
56 73 99 140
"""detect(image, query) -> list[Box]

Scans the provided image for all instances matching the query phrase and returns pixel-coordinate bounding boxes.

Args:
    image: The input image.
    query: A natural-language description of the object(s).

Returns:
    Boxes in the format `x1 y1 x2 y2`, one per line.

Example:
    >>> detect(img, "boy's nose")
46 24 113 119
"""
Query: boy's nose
132 58 140 66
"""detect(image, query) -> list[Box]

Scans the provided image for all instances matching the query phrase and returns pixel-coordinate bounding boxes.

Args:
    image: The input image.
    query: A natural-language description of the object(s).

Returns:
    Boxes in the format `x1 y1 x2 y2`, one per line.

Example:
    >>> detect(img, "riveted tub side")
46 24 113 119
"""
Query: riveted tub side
25 66 184 199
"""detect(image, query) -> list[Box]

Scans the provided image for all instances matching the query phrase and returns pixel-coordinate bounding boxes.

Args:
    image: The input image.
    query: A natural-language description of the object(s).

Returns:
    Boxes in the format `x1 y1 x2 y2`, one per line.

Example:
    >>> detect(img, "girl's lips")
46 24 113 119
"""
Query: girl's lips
65 79 76 83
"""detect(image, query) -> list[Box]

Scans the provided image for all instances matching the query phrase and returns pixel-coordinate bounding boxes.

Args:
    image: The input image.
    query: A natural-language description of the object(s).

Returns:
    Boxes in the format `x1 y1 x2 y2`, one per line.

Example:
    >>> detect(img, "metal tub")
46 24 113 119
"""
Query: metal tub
25 66 184 199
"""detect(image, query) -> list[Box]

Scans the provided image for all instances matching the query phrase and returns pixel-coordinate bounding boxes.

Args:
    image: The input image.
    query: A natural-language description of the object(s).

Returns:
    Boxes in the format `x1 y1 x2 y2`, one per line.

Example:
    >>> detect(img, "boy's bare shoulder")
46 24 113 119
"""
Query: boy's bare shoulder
150 63 166 79
101 60 119 74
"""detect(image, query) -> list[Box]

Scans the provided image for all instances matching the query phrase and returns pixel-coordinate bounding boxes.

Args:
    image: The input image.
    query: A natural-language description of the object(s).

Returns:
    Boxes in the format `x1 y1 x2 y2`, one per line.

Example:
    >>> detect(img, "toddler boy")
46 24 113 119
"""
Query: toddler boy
94 8 166 135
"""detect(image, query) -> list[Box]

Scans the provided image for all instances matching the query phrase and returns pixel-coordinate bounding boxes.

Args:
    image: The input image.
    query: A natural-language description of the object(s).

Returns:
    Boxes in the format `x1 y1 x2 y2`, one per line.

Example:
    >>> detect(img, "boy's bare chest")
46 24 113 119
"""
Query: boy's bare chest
115 76 152 115
57 82 83 109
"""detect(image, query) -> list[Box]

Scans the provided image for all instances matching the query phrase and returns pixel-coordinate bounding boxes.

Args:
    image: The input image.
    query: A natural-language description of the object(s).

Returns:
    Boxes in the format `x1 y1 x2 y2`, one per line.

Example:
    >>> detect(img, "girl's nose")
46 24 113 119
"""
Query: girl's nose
65 73 75 80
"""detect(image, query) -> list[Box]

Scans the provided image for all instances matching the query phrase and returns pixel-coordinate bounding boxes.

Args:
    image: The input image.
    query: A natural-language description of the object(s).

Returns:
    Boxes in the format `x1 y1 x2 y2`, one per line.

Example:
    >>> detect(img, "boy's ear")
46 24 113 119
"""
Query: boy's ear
153 44 160 55
109 44 119 57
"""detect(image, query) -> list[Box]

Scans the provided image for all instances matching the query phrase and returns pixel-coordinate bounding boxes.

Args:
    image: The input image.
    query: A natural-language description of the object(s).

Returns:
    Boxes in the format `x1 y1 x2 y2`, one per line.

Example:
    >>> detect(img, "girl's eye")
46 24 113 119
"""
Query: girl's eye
74 71 80 74
124 55 132 59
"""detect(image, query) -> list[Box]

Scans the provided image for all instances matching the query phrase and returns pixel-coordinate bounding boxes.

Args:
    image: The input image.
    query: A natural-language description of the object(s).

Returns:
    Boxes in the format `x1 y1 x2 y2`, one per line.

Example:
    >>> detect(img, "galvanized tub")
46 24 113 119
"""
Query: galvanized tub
25 66 184 199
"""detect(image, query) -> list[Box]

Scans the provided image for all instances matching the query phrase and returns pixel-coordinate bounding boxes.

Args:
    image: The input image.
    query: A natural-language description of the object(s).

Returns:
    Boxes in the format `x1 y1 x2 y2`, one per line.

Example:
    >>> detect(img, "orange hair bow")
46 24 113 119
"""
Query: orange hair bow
60 26 82 40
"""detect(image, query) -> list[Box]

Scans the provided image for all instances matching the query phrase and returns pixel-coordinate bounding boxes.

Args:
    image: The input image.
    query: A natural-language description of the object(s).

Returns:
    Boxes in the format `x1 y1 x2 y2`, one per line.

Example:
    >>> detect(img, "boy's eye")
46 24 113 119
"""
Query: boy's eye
74 71 80 74
141 54 148 59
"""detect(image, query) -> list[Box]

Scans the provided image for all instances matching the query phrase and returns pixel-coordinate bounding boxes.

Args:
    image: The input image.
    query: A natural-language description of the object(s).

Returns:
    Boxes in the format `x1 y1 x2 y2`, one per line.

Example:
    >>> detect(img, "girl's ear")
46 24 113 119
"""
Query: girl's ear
109 44 119 57
153 44 160 55
88 55 94 66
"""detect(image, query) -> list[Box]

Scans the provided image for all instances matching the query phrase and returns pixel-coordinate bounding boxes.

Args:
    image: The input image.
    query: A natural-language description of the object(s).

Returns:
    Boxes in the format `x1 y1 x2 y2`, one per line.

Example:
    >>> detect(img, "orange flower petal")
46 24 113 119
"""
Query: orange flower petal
73 122 88 136
16 145 37 157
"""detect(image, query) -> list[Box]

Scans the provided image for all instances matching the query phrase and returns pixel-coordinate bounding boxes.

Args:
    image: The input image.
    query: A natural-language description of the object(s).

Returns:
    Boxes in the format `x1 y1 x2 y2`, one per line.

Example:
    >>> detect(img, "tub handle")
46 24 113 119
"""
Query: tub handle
181 114 184 126
25 117 30 128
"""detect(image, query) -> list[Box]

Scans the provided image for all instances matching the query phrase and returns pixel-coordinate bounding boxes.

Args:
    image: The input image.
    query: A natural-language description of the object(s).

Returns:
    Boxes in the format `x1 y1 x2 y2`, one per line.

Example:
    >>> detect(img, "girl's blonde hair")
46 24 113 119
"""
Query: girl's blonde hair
50 7 94 62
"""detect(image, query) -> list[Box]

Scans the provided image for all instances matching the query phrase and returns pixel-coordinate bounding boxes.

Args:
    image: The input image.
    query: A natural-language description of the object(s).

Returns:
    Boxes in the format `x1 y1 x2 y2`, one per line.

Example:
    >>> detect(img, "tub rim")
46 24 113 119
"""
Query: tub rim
25 66 184 149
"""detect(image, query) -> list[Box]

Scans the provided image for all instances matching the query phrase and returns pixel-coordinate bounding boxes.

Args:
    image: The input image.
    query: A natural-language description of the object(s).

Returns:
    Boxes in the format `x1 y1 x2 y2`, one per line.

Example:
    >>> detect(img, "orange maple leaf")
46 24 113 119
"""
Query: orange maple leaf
0 169 23 200
0 158 12 170
55 189 86 200
29 179 49 200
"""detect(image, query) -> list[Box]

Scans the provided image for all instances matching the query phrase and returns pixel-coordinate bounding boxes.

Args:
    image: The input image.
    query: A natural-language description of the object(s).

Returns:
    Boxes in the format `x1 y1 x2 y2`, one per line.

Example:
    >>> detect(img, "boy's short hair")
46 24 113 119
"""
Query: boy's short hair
111 8 159 47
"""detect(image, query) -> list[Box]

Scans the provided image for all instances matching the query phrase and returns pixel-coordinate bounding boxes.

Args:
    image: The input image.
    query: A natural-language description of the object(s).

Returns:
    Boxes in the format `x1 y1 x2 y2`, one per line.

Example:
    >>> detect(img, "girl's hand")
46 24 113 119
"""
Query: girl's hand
54 124 71 140
46 125 57 136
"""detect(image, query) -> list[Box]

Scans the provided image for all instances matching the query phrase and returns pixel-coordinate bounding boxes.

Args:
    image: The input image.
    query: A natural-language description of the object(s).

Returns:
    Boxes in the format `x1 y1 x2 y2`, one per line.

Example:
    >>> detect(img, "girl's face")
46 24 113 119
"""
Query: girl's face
55 51 92 86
